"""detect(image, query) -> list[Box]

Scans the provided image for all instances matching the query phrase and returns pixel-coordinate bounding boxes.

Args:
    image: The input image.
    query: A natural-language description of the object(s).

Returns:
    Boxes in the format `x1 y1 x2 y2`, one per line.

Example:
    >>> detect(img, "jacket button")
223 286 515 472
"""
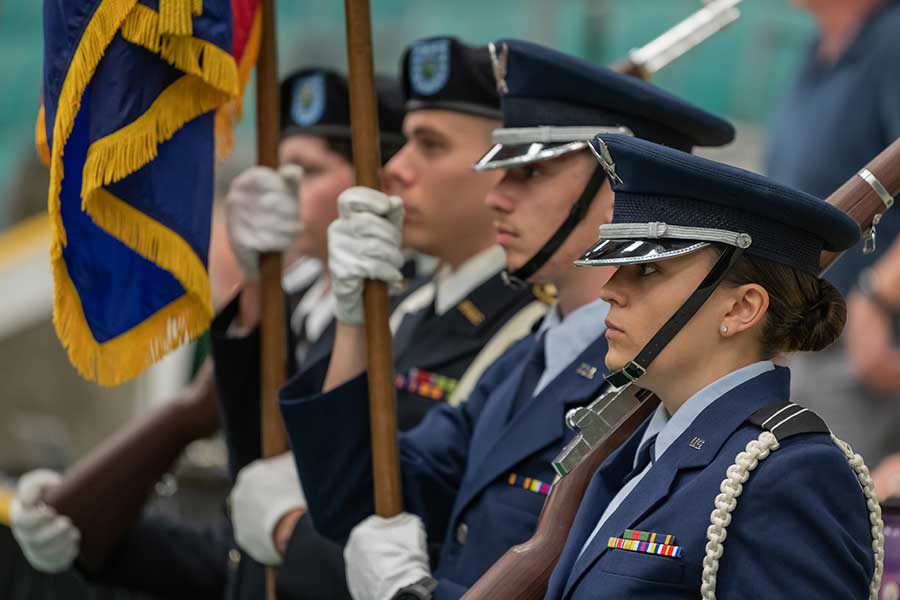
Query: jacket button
228 548 241 568
456 522 468 545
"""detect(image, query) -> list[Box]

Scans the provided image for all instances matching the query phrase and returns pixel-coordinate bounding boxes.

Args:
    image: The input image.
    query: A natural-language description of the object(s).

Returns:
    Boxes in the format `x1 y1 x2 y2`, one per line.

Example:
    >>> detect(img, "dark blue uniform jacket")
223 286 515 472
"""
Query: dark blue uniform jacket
87 270 537 599
545 367 876 599
280 332 610 600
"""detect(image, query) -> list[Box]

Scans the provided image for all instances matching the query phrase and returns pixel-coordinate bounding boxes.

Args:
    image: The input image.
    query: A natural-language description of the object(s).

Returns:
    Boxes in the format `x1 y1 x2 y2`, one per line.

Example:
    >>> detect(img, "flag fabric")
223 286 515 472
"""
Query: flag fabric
41 0 239 385
216 0 261 158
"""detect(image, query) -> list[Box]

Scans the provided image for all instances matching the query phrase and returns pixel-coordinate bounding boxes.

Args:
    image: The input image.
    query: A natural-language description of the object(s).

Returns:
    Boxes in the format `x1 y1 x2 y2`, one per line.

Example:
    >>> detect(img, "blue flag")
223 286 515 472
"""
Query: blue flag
42 0 238 385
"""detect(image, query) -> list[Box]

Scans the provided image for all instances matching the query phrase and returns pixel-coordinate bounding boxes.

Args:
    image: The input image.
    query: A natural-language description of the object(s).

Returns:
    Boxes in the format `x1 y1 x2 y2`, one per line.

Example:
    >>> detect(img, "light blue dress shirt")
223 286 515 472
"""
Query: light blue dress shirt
577 360 776 557
533 299 610 396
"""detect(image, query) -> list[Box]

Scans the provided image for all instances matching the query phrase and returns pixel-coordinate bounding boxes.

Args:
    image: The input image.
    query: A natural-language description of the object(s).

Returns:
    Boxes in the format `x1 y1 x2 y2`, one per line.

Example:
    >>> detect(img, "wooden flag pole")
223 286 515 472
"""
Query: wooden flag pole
344 0 403 517
255 0 289 597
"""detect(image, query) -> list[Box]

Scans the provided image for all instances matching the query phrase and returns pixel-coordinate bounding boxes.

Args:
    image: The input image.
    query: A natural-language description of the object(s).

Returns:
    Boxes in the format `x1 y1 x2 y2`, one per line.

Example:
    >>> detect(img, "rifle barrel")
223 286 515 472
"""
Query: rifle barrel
628 0 741 77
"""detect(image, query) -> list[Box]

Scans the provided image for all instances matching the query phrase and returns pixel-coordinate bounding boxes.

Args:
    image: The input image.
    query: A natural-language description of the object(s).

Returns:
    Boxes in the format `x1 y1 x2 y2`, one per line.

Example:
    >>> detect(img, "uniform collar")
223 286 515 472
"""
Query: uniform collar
638 360 775 468
292 275 335 342
433 245 506 315
535 298 610 396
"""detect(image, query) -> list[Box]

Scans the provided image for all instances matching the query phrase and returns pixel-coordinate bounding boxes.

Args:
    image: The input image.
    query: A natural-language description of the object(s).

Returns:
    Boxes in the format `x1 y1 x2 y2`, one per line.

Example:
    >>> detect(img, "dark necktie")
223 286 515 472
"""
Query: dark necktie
623 434 658 484
508 333 547 421
393 300 436 361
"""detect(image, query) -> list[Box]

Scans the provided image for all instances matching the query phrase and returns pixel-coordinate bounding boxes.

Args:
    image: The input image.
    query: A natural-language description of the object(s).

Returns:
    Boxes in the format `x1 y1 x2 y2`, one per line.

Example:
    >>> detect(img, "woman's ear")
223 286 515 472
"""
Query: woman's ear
720 283 769 338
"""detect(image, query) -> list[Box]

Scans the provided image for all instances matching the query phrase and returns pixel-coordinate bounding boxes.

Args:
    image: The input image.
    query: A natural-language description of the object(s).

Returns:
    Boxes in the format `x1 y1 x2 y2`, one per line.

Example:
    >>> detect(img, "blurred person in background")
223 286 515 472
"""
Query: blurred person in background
851 235 900 499
765 0 900 464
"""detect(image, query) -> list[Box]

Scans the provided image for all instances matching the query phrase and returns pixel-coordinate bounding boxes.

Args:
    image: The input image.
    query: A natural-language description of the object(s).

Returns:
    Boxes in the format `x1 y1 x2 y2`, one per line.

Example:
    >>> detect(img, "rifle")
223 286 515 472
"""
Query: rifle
44 359 219 572
461 138 900 600
610 0 742 78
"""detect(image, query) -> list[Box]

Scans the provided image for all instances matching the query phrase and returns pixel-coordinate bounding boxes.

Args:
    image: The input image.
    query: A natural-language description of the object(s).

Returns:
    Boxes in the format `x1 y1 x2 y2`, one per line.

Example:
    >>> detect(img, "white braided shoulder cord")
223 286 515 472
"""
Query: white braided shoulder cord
699 431 885 600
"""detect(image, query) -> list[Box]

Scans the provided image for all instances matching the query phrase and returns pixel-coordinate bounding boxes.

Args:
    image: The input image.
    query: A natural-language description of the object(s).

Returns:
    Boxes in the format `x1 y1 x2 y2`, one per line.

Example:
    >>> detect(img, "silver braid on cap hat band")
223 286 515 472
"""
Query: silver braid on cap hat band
700 432 884 600
599 222 752 249
490 126 633 145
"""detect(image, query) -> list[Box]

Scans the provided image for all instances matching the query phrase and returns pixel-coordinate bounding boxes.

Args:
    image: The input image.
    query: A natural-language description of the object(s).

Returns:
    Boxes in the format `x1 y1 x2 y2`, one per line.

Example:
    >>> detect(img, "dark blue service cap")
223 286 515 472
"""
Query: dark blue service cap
280 68 405 144
577 135 860 275
474 39 735 171
401 36 501 120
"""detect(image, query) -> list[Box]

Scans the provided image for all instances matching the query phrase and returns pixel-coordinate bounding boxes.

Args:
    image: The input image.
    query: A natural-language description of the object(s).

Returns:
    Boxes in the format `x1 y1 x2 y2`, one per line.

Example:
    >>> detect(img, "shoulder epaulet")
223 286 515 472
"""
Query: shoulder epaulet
748 402 830 442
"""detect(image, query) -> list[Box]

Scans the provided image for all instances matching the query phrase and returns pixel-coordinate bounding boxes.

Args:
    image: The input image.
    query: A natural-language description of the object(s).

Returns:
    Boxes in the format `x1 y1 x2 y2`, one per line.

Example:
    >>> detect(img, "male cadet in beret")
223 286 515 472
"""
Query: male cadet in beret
279 39 734 600
10 68 406 600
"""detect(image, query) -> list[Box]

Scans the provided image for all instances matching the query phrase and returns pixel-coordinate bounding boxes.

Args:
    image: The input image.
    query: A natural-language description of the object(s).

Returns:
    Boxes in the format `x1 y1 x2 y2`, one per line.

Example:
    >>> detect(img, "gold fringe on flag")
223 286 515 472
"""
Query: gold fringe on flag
158 0 193 37
120 2 238 159
215 7 261 160
46 0 238 385
35 104 50 166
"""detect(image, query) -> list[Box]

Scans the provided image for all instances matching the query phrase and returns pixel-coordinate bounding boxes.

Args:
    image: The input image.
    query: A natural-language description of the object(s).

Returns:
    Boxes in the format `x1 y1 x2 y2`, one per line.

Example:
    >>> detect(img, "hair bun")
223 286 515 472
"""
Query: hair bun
790 278 846 353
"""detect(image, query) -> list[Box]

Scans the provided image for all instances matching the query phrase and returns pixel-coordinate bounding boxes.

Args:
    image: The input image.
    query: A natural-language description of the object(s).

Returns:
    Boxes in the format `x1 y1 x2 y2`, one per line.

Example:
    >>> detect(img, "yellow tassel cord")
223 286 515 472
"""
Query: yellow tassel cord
158 0 193 36
47 0 237 385
35 104 50 166
0 487 13 526
120 2 239 159
214 7 260 160
192 0 203 16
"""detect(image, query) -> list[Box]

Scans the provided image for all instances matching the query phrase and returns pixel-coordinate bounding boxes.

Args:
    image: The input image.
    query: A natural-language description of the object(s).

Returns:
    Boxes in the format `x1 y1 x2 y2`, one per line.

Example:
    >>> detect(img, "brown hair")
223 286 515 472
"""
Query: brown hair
724 255 846 356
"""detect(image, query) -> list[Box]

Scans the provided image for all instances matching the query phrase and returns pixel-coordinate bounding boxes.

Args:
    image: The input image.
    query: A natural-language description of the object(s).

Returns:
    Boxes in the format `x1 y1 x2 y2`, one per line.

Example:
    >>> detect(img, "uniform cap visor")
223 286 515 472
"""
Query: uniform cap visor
575 238 710 267
473 140 587 171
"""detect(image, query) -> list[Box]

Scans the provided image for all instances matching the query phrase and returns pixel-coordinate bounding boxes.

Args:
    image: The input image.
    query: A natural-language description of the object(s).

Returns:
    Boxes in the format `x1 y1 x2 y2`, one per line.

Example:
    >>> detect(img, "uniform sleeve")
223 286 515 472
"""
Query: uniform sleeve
210 292 298 479
279 347 516 546
276 513 351 600
716 438 875 599
84 512 229 599
433 578 469 600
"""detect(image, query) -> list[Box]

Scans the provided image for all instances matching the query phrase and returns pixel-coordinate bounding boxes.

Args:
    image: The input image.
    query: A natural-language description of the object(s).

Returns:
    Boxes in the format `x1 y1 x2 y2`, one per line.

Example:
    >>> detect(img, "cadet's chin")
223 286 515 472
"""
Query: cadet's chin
604 350 626 373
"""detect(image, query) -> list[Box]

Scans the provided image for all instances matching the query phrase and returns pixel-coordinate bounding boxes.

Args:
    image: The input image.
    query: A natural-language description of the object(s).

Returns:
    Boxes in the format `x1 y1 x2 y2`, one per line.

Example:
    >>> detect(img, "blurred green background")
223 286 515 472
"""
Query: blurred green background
0 0 815 228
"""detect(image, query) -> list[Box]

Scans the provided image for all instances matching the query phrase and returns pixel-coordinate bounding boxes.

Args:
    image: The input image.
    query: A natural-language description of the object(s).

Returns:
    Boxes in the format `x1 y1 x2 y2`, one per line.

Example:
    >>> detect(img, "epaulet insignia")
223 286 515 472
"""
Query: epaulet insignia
458 300 485 326
748 402 829 442
531 283 558 305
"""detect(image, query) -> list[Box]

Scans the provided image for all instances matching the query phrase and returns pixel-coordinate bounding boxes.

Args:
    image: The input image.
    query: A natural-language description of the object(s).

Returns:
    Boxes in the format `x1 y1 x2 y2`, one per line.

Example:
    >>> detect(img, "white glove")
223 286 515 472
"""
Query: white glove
230 453 306 566
344 513 431 600
226 164 304 281
10 469 80 573
329 187 405 325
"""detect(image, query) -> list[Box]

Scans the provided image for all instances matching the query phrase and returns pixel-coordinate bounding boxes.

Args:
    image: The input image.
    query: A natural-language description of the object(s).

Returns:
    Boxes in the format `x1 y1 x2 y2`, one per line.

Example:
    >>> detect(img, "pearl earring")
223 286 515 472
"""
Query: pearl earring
720 325 728 335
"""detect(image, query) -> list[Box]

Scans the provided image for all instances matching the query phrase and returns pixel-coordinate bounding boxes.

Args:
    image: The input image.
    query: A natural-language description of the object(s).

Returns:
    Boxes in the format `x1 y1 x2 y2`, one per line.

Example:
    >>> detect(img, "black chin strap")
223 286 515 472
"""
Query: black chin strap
502 165 608 289
605 245 745 390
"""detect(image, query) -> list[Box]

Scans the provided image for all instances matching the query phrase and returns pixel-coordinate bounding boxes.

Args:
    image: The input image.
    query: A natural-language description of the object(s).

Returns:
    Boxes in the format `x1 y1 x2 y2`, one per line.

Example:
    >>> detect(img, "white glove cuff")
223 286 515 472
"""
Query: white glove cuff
256 496 304 566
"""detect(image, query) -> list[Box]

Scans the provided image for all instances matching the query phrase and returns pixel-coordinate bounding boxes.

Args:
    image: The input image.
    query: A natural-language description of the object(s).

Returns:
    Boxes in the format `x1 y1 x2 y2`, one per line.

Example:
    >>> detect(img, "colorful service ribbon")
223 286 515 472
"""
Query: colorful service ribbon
507 473 552 496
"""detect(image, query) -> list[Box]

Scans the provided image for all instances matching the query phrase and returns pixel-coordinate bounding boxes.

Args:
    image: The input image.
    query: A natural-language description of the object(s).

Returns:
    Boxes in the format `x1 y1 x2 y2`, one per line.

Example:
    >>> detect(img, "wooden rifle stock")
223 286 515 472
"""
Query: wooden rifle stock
463 140 900 600
44 359 219 572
